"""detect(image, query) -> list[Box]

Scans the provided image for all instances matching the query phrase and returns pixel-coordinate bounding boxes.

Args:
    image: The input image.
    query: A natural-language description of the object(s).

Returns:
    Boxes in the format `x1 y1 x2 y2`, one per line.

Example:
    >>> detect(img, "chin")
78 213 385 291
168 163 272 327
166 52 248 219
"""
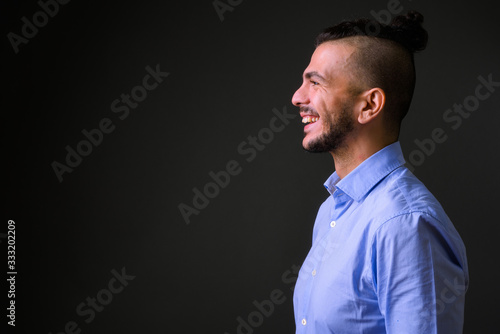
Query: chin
302 139 319 153
302 138 312 150
303 133 318 149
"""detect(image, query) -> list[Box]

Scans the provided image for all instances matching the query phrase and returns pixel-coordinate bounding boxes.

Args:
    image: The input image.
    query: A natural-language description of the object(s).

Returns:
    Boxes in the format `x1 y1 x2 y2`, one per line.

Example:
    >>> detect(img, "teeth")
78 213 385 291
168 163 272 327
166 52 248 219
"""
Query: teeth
302 116 319 124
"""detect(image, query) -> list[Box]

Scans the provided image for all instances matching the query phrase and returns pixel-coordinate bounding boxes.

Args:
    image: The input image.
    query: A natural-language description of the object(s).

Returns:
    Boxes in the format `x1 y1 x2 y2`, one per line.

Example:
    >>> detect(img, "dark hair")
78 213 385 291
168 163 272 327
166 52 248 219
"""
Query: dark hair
315 10 428 54
315 11 428 133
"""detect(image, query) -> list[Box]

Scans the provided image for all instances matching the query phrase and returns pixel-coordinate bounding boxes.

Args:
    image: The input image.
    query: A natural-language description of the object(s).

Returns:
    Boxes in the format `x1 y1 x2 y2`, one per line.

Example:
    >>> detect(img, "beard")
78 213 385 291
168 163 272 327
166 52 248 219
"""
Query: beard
303 102 354 153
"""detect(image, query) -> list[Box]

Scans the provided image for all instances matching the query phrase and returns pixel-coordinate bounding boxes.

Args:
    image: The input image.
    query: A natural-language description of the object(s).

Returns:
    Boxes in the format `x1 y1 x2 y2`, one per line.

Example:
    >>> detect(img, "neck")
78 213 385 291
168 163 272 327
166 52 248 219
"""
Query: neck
330 138 397 179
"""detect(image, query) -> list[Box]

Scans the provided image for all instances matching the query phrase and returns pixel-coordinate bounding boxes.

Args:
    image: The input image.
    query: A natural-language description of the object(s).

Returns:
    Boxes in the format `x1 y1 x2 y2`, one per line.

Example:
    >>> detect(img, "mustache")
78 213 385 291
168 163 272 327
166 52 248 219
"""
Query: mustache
300 106 319 115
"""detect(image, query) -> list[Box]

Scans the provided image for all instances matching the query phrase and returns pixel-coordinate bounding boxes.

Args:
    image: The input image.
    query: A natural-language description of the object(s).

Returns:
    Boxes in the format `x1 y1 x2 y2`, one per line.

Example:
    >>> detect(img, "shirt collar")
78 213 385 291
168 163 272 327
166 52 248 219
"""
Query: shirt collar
323 142 406 202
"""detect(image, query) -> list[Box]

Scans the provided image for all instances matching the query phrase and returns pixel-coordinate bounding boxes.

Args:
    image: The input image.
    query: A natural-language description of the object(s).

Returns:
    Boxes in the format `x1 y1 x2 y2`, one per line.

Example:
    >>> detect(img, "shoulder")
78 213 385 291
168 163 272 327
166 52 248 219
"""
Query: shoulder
365 168 468 275
366 166 449 229
365 166 466 257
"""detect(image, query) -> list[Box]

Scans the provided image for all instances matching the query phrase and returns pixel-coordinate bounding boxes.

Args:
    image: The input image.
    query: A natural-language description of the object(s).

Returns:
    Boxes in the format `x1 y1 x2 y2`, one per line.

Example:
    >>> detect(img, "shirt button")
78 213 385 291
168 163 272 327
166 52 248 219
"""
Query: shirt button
330 220 336 228
312 269 316 276
302 318 307 325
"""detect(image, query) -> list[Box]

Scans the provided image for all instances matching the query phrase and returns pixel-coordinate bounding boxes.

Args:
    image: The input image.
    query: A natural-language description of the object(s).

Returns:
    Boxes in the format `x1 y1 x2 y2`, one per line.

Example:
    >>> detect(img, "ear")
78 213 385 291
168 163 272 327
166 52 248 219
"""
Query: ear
357 88 385 125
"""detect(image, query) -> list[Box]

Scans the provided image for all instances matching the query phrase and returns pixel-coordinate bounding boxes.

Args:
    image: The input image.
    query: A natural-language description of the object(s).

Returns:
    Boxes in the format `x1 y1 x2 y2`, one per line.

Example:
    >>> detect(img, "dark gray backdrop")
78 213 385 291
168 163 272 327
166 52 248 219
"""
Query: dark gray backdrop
3 0 499 333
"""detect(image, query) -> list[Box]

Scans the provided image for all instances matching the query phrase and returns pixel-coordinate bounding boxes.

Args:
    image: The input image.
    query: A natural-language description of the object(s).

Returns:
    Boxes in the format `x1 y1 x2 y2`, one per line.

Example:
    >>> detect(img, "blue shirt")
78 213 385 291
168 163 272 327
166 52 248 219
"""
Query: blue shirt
293 142 469 334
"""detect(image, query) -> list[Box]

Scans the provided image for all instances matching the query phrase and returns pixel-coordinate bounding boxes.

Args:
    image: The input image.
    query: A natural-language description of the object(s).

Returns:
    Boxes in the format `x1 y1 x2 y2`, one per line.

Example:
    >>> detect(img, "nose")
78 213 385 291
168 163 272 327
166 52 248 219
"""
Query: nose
292 83 309 107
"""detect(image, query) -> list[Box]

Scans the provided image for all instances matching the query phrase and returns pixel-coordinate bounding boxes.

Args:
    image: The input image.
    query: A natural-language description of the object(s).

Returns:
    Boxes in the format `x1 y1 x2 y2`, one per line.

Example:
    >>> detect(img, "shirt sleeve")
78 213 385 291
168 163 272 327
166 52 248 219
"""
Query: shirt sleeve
371 212 468 334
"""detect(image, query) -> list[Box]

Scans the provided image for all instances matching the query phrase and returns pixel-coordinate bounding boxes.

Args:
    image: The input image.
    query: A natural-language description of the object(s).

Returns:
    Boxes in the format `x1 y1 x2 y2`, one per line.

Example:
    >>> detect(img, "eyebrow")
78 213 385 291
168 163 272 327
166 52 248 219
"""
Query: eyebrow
304 71 327 82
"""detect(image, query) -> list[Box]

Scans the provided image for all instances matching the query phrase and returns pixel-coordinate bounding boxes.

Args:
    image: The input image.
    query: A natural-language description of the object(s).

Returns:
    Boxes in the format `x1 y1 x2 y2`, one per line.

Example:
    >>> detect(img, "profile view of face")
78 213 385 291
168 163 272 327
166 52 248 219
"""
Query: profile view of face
292 41 360 153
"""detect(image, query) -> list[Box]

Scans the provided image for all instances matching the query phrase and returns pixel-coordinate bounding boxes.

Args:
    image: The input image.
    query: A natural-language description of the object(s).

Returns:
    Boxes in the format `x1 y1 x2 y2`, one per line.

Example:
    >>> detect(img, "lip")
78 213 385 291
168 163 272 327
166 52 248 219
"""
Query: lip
304 119 319 131
300 111 320 118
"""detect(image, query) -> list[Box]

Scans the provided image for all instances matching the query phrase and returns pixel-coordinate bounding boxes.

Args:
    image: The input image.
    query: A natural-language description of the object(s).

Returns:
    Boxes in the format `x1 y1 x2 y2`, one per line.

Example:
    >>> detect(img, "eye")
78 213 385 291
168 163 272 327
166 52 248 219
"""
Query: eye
310 80 319 86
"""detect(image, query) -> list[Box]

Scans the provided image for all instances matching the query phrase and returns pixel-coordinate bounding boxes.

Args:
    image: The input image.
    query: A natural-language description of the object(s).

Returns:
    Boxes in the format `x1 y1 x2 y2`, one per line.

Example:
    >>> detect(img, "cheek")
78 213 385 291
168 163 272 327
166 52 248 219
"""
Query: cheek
311 96 333 123
312 87 337 106
310 91 327 112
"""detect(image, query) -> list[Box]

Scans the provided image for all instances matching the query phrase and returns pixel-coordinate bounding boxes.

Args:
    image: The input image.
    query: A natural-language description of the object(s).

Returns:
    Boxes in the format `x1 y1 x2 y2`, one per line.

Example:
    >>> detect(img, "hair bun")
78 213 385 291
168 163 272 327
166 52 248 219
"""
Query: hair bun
389 10 428 53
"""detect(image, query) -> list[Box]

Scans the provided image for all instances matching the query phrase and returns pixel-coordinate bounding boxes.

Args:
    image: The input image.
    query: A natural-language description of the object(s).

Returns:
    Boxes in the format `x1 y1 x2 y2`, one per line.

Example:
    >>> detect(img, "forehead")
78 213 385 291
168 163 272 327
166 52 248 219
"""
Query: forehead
304 41 357 79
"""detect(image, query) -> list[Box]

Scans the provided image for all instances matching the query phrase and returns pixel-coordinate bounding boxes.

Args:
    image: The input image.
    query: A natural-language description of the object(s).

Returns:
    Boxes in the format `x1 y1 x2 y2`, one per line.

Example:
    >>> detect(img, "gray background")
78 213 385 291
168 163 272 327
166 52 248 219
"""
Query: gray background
3 0 499 333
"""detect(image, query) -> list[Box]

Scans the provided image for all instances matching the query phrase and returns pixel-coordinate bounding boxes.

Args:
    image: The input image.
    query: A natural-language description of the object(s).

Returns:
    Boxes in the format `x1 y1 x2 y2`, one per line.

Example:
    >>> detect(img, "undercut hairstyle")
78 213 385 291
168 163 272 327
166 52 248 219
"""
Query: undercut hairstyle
315 11 428 134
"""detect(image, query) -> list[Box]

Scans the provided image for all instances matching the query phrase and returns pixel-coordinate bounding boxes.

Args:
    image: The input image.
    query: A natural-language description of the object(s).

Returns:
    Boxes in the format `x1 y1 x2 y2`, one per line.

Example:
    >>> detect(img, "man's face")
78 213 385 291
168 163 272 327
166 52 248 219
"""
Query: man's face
292 41 360 153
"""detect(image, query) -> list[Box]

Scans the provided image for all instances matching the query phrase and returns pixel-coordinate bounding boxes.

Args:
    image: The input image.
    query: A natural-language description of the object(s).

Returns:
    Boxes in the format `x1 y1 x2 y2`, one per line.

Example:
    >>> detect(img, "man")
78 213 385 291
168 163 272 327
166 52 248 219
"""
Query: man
291 11 468 333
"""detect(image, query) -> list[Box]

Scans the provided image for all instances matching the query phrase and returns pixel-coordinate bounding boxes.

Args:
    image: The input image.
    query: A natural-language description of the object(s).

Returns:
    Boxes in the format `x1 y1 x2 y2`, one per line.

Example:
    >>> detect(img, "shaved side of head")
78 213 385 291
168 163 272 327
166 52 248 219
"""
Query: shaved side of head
331 36 416 134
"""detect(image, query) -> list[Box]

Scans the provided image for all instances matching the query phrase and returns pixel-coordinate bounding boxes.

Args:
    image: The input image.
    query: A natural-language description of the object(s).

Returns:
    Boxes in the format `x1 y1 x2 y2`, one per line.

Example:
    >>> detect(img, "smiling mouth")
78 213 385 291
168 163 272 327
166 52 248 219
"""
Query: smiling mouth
302 116 319 124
